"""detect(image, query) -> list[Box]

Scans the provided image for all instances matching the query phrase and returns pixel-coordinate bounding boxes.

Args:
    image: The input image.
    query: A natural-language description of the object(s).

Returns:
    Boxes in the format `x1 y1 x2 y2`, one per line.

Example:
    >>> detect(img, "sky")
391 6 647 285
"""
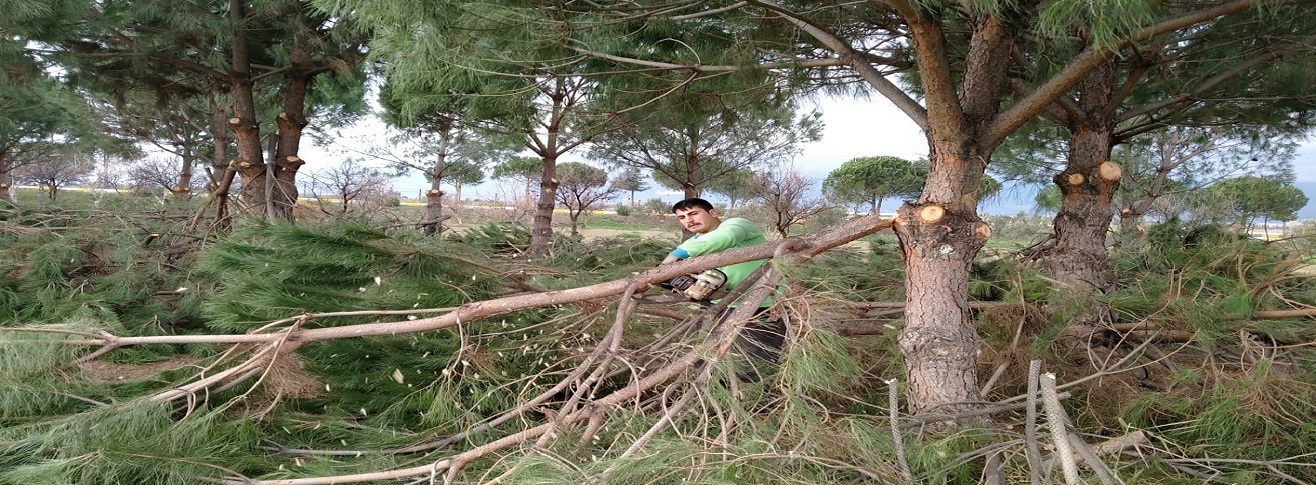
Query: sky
342 94 1316 219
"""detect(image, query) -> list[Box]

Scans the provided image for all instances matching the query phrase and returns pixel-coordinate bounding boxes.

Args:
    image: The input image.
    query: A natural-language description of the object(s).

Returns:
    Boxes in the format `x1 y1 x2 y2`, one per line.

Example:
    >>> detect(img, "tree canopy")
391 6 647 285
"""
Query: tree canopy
1205 175 1309 229
823 156 925 215
589 94 821 201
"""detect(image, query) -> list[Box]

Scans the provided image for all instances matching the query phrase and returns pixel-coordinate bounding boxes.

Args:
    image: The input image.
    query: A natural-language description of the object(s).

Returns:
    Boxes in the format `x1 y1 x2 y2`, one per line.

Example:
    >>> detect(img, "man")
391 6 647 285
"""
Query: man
658 197 785 382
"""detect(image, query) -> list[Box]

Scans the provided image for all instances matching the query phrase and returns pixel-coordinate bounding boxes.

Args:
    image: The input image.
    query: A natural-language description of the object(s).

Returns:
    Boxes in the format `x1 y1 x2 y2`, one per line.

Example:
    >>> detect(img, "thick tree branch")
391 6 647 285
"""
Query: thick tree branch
1118 49 1285 123
25 215 895 350
748 0 929 131
990 0 1262 146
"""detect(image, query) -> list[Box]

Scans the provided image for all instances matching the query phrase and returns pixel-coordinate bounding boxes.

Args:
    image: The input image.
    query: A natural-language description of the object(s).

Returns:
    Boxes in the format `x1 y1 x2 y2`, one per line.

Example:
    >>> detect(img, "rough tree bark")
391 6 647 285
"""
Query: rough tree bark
224 4 330 221
1046 61 1121 293
528 155 559 255
226 0 271 218
881 7 1023 417
526 78 573 256
423 128 449 236
267 46 319 220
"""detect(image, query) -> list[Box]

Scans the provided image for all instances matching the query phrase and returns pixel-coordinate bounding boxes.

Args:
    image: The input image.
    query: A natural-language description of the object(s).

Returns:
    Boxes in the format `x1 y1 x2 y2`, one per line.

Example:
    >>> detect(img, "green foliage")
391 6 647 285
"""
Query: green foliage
1107 219 1316 347
197 221 502 331
823 157 1001 214
969 257 1052 304
0 319 92 423
822 156 924 214
701 167 760 207
555 162 616 229
800 206 850 234
1282 220 1316 258
906 427 1002 483
490 155 542 187
1122 365 1316 482
377 79 518 189
0 44 96 172
790 237 905 303
980 213 1053 248
543 234 671 285
612 166 650 196
1204 175 1309 226
590 93 822 199
0 206 205 335
642 197 672 216
4 194 1316 483
444 221 532 256
0 403 264 484
1034 184 1061 213
779 329 863 396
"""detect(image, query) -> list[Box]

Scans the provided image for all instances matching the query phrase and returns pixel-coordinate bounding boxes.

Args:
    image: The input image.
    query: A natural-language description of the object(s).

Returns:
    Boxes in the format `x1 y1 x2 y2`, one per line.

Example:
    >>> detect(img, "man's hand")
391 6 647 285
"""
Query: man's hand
663 274 698 292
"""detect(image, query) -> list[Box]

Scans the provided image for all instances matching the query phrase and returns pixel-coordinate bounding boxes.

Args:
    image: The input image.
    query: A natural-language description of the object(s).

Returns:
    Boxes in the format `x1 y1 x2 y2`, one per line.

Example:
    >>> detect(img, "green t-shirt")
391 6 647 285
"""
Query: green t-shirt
669 217 776 306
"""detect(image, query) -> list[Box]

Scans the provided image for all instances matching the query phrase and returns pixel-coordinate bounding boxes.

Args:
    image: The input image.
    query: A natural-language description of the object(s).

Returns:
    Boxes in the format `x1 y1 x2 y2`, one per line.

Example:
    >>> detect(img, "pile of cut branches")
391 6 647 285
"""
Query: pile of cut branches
1 209 1315 484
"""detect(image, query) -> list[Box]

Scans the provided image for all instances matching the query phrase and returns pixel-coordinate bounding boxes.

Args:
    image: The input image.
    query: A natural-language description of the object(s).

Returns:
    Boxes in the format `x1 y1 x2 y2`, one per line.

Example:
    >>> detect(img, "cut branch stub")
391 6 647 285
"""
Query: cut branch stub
426 189 442 197
918 205 945 224
228 117 241 126
1065 173 1085 186
975 221 991 241
1097 161 1121 182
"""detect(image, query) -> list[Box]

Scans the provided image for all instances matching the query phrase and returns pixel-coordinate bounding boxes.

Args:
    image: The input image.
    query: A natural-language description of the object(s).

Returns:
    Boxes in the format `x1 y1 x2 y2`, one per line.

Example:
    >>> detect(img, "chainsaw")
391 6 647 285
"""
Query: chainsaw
639 268 728 304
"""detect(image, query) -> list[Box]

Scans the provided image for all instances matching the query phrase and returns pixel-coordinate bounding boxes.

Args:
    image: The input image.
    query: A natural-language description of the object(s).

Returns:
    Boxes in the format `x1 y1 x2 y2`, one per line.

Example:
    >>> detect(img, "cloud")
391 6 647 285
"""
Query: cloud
1294 140 1316 183
794 96 927 177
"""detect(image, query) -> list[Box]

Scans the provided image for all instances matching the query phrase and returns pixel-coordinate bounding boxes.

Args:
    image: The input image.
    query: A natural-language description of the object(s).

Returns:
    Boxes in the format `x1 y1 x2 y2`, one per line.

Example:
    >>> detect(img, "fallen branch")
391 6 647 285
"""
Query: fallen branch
227 268 790 485
1040 373 1081 485
14 216 895 351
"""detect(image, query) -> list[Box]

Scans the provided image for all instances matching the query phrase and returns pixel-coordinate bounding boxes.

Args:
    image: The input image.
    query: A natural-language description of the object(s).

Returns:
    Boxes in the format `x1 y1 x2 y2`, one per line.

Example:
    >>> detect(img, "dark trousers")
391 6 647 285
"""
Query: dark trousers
716 306 786 383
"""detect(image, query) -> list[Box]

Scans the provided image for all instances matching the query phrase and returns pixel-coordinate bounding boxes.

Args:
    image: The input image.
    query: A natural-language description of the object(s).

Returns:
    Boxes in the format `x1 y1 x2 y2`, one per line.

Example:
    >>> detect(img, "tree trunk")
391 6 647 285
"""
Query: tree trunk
229 96 267 215
1048 129 1118 292
228 0 270 218
174 142 194 198
424 146 447 236
1046 61 1120 293
0 156 12 204
889 11 1017 418
205 98 230 195
527 156 558 256
270 48 315 220
893 152 990 418
1117 210 1142 247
